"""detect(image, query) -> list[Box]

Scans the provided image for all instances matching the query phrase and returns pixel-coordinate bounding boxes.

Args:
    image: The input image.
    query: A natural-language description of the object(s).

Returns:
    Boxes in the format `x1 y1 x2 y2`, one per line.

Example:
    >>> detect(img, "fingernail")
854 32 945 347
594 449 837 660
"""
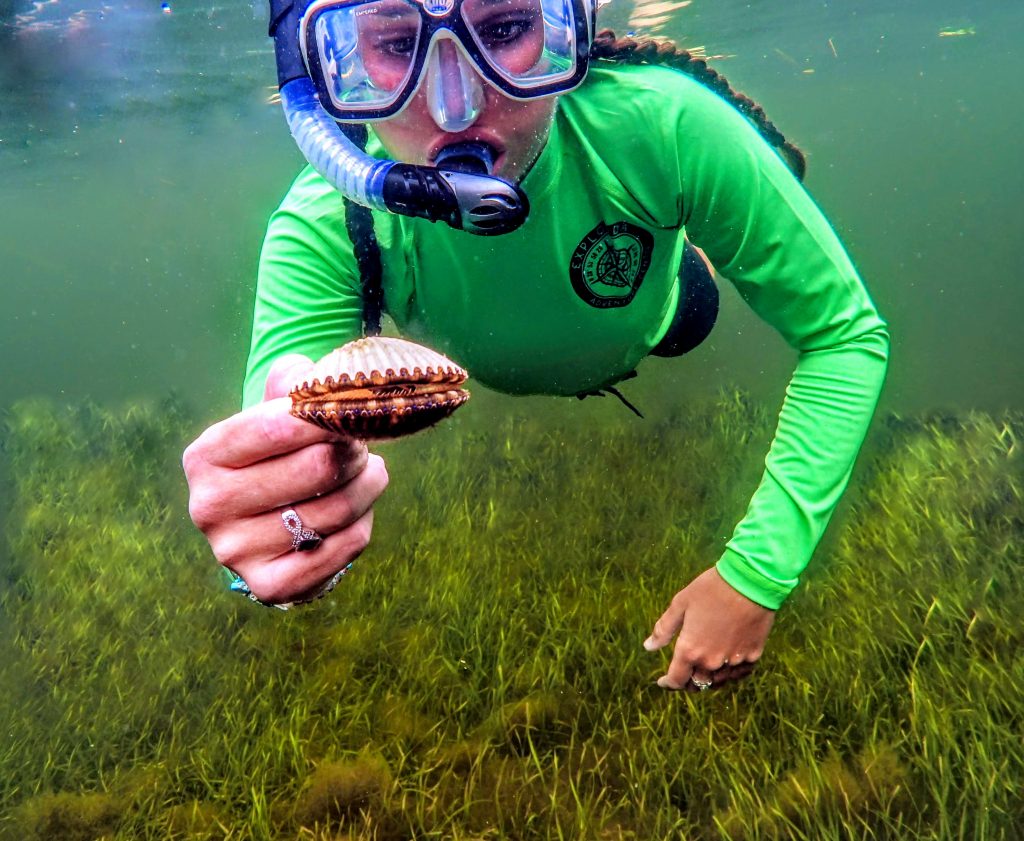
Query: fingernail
643 636 658 651
656 675 677 690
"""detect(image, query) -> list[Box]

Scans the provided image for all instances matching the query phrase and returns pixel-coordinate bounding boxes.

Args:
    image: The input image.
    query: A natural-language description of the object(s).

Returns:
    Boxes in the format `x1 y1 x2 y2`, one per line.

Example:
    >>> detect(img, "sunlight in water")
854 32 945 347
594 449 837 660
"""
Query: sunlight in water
625 0 691 36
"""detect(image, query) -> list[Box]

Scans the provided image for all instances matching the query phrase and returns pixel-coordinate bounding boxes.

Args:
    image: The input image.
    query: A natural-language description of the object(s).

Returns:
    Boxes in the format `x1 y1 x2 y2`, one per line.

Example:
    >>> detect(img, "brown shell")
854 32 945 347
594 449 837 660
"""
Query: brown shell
289 337 470 440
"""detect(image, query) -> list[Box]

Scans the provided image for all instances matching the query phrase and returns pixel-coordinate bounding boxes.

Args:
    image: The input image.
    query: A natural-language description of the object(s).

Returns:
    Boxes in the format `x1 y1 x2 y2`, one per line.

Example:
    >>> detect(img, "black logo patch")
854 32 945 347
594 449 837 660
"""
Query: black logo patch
569 221 654 309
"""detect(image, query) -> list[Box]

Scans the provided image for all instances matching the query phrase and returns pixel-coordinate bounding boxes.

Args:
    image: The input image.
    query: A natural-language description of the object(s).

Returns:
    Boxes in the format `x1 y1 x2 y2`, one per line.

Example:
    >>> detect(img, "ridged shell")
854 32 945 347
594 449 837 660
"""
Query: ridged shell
289 337 470 440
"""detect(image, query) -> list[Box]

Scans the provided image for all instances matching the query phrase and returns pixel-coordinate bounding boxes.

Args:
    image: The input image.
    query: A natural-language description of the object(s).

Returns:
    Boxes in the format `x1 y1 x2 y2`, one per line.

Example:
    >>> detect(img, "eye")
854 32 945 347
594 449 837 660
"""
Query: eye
386 36 416 56
477 15 534 48
372 32 418 57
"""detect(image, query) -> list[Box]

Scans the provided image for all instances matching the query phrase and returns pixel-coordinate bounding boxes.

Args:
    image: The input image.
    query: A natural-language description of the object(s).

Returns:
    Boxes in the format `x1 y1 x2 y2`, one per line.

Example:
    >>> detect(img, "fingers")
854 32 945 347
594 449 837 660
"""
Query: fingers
207 454 389 568
643 592 686 652
233 509 376 605
680 660 756 693
644 568 775 693
186 397 359 472
265 354 316 401
210 455 387 605
660 631 763 689
183 389 389 607
185 400 370 528
712 662 756 685
684 667 716 693
656 654 756 692
202 438 370 520
645 591 760 692
657 647 761 692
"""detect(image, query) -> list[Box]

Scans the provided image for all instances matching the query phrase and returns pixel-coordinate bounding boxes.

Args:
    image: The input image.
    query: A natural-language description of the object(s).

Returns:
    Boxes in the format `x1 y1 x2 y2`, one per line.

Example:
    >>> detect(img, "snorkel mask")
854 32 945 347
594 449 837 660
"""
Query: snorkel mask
268 0 594 234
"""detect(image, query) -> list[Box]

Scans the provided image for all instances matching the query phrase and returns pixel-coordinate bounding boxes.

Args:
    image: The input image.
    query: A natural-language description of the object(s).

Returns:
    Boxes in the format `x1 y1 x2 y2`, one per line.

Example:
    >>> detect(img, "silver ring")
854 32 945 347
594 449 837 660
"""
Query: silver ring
282 508 323 552
691 675 713 692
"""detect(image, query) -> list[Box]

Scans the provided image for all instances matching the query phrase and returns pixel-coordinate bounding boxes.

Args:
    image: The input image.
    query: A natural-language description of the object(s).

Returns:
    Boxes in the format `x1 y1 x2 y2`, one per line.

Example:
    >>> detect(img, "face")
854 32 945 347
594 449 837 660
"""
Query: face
316 0 568 178
373 82 556 181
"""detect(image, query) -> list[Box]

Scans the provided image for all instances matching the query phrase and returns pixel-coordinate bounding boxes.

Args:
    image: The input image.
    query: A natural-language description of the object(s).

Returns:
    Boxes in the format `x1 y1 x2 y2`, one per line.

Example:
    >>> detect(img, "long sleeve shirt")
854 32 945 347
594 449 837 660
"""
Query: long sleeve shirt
242 63 889 609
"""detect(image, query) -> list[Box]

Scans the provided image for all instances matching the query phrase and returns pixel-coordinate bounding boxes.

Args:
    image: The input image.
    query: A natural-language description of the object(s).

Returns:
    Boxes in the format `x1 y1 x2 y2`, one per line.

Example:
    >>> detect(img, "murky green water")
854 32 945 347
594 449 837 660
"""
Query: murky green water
1 1 1022 838
2 0 1021 417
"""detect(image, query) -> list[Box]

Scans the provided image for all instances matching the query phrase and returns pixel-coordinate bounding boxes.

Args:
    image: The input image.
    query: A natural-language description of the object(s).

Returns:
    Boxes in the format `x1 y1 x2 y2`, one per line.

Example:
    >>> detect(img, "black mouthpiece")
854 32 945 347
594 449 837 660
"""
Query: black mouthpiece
382 158 529 236
433 141 497 175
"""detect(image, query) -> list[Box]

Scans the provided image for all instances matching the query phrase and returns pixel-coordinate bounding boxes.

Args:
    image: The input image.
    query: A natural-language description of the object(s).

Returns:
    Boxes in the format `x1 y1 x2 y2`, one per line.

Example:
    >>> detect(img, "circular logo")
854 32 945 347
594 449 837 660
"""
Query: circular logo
569 221 654 308
420 0 455 16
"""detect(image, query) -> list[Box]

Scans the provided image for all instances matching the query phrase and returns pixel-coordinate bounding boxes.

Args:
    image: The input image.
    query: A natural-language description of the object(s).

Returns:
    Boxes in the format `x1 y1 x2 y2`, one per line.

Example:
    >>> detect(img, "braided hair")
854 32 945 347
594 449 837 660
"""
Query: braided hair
590 29 807 181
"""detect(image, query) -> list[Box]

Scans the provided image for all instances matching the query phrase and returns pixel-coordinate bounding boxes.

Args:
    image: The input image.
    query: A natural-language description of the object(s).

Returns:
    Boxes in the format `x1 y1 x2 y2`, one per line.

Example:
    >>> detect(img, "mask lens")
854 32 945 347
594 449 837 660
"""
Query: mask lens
312 0 423 112
462 0 577 88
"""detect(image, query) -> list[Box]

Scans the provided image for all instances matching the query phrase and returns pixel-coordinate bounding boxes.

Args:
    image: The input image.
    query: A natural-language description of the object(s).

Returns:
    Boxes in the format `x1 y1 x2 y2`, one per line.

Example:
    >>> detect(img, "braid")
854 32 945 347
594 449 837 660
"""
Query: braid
339 123 385 336
589 29 807 181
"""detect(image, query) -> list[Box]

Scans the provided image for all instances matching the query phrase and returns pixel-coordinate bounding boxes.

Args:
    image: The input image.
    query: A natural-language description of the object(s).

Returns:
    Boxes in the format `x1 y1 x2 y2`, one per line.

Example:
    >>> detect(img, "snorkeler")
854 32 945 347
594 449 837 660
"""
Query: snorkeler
183 0 889 693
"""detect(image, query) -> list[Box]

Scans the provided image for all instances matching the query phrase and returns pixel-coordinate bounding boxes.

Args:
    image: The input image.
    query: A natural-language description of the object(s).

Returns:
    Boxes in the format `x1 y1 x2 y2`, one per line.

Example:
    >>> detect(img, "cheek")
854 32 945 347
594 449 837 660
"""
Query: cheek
363 57 409 91
491 99 554 178
503 100 554 146
372 111 430 165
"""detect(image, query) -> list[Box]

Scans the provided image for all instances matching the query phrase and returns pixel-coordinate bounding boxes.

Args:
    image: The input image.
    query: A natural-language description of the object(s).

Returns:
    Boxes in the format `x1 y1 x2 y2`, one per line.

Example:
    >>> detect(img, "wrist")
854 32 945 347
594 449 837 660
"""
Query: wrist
715 549 788 610
227 564 353 610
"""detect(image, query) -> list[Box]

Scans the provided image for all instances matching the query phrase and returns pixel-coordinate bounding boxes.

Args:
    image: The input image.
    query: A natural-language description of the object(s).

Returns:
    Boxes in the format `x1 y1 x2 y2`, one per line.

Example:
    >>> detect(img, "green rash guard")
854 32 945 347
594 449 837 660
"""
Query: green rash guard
243 63 890 610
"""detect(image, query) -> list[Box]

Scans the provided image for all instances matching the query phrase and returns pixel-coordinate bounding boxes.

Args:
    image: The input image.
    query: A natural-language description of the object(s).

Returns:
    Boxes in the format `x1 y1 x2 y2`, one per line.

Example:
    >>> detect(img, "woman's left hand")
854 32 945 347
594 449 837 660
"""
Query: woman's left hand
644 566 776 692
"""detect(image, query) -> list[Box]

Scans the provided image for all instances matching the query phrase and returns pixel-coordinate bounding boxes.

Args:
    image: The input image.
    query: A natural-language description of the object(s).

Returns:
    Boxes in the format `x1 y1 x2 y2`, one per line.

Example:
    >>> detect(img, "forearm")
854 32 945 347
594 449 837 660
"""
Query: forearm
716 323 890 608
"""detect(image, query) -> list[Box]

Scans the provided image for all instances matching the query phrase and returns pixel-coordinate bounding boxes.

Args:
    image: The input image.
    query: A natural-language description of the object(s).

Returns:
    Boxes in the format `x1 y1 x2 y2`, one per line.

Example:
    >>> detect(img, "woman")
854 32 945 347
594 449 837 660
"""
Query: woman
183 0 889 693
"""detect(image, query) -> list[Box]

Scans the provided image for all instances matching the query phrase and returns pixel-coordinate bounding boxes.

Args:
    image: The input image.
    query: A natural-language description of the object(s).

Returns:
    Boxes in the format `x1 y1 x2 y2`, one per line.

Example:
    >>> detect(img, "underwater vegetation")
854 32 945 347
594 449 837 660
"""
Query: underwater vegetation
0 392 1021 839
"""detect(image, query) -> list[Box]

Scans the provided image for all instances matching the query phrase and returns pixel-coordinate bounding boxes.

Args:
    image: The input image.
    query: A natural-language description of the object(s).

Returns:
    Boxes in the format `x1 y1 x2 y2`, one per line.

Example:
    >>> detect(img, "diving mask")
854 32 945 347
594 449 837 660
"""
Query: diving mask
299 0 592 122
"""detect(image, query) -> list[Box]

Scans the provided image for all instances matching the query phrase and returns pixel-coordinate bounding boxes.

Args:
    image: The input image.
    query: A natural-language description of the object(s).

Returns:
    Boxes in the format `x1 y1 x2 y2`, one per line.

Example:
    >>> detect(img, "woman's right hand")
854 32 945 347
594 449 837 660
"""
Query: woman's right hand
182 354 389 605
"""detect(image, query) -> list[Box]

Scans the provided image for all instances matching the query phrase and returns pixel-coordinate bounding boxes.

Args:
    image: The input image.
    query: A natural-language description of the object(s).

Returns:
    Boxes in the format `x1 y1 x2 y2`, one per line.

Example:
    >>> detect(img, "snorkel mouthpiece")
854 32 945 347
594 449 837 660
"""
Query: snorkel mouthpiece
268 0 529 235
382 161 529 235
434 141 496 174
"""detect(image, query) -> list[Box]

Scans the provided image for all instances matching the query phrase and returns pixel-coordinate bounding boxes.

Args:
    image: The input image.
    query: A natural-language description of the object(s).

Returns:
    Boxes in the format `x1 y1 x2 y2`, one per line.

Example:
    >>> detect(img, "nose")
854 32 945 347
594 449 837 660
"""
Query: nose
424 36 485 132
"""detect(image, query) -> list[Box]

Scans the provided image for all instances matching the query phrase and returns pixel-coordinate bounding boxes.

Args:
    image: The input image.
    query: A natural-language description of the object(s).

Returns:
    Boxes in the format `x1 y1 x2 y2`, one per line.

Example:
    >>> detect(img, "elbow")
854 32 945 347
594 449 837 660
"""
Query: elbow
845 309 891 367
869 318 891 368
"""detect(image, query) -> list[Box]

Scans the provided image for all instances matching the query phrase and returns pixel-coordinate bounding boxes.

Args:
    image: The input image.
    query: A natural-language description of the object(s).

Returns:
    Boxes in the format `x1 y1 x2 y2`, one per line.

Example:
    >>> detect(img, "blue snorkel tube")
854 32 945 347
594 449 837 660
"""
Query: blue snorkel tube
268 0 529 235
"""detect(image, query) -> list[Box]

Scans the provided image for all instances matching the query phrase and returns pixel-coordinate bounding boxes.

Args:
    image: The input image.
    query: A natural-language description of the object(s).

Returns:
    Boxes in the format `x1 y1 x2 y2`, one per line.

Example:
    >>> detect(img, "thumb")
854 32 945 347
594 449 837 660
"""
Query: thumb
644 594 687 652
264 354 316 402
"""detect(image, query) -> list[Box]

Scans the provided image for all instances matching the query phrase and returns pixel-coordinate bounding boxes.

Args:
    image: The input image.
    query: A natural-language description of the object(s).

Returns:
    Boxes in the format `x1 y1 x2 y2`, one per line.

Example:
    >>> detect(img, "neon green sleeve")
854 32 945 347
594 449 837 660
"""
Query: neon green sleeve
241 169 365 409
669 74 890 609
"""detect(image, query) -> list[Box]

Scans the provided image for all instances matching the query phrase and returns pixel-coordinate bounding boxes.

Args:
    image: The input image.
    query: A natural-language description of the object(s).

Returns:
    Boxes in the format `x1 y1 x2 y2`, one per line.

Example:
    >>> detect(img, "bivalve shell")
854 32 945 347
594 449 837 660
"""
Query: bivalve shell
289 337 470 440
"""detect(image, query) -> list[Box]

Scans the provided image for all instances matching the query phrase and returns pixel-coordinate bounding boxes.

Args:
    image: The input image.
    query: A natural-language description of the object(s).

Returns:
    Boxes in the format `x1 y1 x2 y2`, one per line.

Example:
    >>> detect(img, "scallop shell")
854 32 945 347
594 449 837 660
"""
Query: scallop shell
289 337 470 440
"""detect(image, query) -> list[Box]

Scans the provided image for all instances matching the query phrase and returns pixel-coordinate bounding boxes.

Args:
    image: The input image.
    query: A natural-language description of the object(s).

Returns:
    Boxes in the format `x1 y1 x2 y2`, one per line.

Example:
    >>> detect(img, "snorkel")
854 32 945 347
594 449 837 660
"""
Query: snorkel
268 0 530 235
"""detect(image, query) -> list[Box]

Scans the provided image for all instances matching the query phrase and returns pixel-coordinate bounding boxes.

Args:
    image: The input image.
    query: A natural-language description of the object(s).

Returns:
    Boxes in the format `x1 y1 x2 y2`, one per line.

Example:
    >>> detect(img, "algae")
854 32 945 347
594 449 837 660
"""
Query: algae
0 393 1021 839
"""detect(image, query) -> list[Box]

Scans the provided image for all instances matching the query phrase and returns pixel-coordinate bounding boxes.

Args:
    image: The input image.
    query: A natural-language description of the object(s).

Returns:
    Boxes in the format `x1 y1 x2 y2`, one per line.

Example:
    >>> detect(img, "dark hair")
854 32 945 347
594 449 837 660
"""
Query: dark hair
590 29 807 181
339 123 386 336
